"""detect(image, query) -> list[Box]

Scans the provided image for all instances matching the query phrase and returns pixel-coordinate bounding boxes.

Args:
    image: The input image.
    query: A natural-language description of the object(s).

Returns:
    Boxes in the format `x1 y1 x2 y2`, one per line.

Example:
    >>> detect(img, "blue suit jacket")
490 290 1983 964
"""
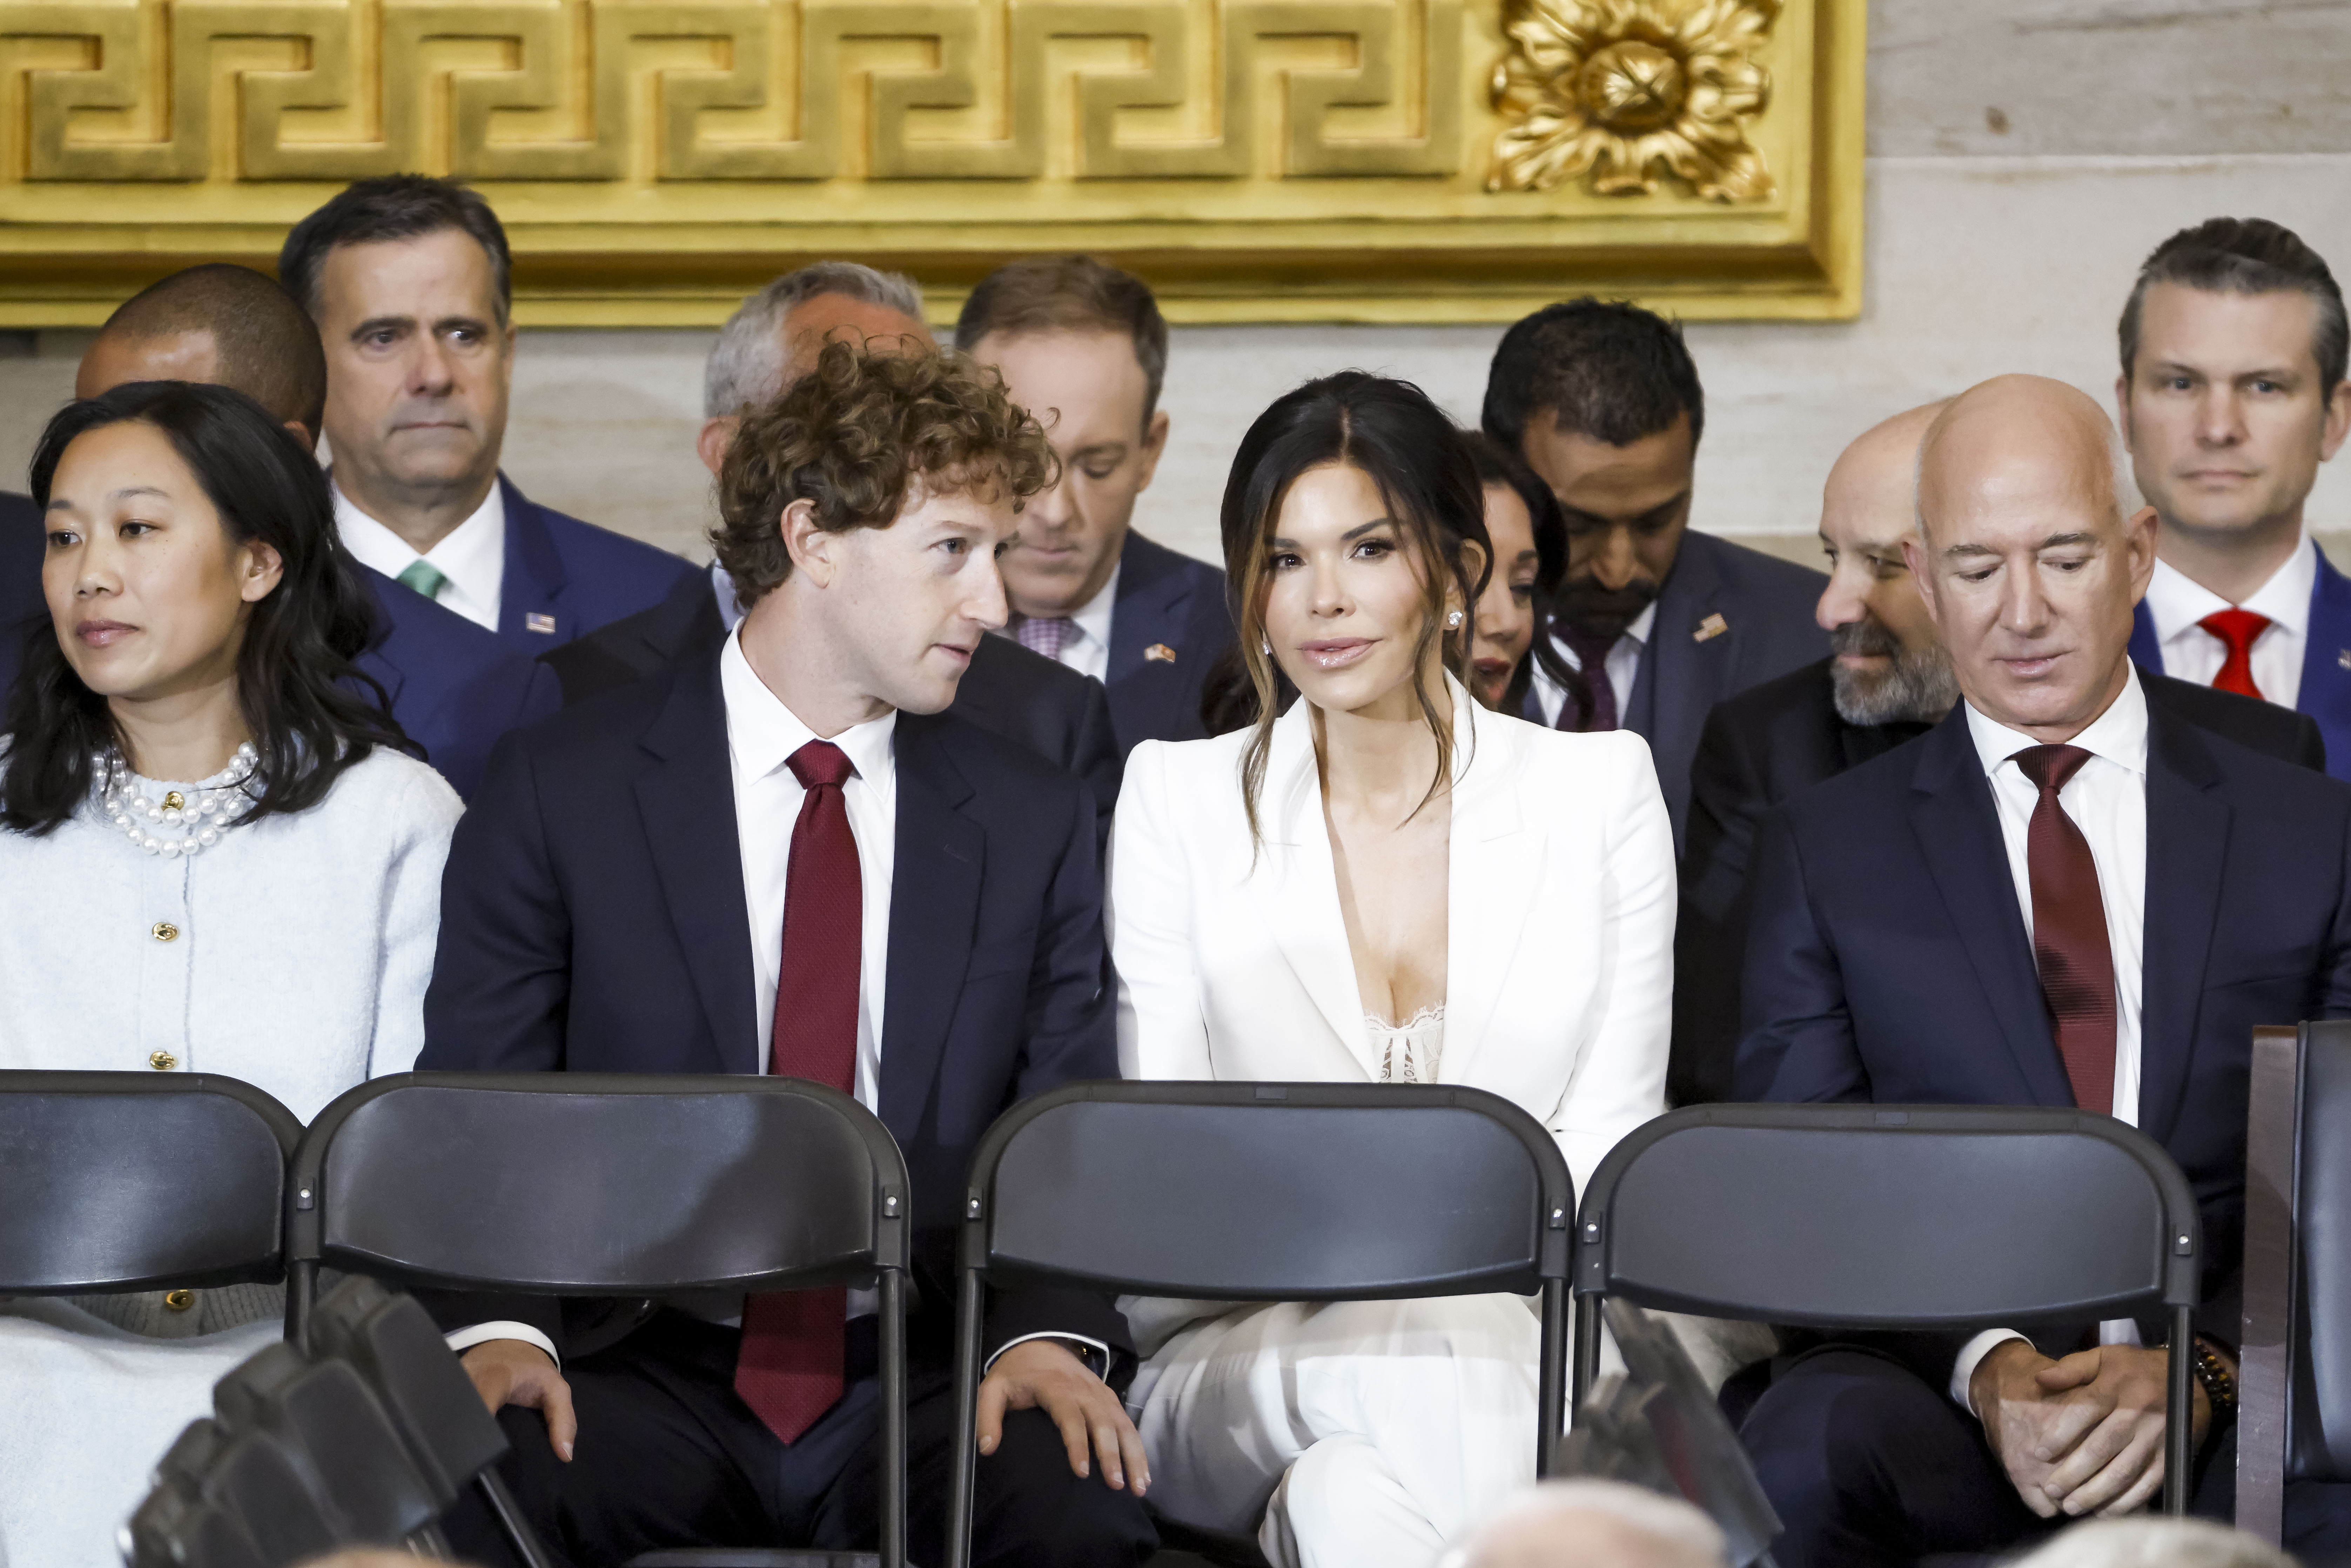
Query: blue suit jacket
1737 697 2351 1341
1616 530 1830 849
493 476 699 655
354 565 560 800
2130 543 2351 785
417 652 1127 1367
1104 530 1235 755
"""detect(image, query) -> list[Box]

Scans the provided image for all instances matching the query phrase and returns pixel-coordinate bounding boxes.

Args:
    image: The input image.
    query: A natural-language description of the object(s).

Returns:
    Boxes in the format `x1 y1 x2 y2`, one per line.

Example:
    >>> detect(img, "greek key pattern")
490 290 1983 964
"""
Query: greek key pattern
0 0 1464 182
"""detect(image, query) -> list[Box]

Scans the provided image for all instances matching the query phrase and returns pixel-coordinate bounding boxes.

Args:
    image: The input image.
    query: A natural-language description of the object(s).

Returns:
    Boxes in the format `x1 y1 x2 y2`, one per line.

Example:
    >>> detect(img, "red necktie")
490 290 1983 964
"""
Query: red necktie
2012 745 2116 1116
2198 608 2272 700
734 739 860 1445
1553 620 1620 732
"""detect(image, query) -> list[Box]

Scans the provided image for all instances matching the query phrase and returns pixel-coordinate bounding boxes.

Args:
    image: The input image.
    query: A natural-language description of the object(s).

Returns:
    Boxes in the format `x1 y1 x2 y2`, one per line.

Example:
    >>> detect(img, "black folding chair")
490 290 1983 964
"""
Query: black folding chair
285 1072 914 1568
1574 1104 2205 1516
941 1081 1577 1568
2239 1021 2351 1545
0 1068 300 1300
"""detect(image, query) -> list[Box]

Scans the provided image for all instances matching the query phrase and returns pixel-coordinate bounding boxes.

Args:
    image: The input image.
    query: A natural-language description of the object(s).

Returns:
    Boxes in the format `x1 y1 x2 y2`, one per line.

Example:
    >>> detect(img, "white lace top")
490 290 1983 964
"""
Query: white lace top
1366 1004 1445 1084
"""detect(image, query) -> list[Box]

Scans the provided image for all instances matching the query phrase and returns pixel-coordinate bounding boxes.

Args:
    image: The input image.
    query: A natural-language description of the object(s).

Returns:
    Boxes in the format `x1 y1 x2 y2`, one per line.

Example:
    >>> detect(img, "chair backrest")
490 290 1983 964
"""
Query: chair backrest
1577 1104 2200 1327
964 1082 1573 1298
288 1073 910 1294
2285 1021 2351 1481
0 1070 300 1293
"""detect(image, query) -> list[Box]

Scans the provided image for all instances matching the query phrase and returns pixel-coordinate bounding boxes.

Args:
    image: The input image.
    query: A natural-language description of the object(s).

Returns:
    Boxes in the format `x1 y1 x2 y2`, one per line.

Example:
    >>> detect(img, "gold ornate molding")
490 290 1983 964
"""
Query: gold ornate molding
0 0 1861 324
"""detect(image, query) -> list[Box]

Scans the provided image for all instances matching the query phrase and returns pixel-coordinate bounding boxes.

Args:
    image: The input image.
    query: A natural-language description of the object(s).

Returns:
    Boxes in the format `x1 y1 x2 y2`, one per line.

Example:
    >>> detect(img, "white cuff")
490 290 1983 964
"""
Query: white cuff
984 1332 1110 1381
1952 1328 2029 1415
445 1321 561 1368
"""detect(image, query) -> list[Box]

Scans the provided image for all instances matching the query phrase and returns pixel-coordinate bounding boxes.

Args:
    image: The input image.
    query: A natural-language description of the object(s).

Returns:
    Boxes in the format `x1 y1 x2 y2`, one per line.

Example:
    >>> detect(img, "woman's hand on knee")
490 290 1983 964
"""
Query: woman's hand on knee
976 1339 1150 1497
460 1339 577 1462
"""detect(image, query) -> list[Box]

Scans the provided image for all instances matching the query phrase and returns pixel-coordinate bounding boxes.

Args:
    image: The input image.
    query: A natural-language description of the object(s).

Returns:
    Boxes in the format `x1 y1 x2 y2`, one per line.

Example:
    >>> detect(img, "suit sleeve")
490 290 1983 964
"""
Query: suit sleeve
1070 675 1124 853
1012 772 1119 1100
1670 703 1768 1105
1107 742 1214 1080
1732 806 1871 1103
418 729 574 1072
370 767 463 1077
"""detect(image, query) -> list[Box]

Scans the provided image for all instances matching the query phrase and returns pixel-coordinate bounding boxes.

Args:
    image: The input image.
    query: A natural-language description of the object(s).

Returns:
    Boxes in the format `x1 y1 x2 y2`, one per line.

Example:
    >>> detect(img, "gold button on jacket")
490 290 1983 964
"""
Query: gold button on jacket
148 1051 178 1071
152 922 179 942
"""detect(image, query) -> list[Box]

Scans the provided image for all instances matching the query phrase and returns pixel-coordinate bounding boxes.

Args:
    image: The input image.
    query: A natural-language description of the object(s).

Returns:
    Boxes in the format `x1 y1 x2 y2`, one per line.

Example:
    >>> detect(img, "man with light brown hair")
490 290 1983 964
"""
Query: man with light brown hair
956 255 1234 752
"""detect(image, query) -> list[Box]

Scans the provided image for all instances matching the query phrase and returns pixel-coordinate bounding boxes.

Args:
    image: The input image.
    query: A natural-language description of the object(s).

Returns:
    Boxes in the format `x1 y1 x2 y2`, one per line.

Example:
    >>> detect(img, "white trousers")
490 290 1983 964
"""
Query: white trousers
1130 1294 1542 1568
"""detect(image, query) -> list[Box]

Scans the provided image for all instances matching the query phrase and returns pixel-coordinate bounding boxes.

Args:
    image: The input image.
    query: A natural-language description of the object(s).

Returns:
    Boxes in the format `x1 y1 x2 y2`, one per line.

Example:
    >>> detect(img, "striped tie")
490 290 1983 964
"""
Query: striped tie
1013 615 1076 662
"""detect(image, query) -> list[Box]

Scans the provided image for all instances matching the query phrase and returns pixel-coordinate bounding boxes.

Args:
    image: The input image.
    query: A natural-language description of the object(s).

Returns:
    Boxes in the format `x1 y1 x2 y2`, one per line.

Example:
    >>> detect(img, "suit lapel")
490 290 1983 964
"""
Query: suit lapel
1440 696 1539 1082
1105 535 1196 743
497 477 570 646
2138 707 2228 1145
2296 546 2351 783
631 657 760 1075
1247 702 1377 1073
879 718 985 1132
1633 533 1734 774
1906 713 2075 1105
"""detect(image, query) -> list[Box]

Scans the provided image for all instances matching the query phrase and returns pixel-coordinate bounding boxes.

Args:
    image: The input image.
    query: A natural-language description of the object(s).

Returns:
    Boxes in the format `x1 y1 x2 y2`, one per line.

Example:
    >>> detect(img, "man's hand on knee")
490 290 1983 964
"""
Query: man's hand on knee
975 1339 1150 1498
461 1338 577 1462
1973 1341 2205 1520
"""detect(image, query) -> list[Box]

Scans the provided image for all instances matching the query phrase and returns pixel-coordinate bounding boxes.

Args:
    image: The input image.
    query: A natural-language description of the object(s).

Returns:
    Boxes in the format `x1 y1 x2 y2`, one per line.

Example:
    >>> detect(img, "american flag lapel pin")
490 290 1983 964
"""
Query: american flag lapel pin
1693 612 1729 644
1145 642 1178 663
525 612 558 635
2339 648 2351 671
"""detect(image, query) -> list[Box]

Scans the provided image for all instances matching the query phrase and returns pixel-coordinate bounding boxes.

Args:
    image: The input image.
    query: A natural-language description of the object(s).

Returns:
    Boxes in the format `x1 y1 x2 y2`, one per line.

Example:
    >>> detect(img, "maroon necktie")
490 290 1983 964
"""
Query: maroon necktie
2012 745 2117 1116
2198 608 2271 701
1554 620 1620 732
734 739 860 1445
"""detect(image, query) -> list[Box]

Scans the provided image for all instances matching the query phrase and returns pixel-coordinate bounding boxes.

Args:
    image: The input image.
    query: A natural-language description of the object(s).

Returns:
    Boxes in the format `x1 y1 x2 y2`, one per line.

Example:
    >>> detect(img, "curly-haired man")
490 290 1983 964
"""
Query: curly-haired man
419 341 1157 1568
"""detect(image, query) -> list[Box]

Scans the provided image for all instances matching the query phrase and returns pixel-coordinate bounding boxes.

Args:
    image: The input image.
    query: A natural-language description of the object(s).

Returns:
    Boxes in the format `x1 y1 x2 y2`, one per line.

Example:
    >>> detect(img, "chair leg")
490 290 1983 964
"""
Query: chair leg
1538 1280 1570 1475
1571 1293 1603 1416
478 1468 558 1568
943 1269 987 1568
2165 1305 2195 1518
880 1271 906 1568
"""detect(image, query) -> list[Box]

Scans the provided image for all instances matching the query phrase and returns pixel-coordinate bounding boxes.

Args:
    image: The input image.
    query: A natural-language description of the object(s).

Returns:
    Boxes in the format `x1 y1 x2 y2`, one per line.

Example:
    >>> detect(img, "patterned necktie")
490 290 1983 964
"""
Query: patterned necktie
2198 608 2272 701
734 739 860 1445
2011 745 2117 1116
396 560 450 601
1013 614 1076 662
1553 620 1621 732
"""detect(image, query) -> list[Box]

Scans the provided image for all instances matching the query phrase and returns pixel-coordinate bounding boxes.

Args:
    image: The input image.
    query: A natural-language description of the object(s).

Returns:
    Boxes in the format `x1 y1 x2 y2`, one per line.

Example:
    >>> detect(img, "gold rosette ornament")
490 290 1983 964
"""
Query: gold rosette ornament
1488 0 1778 201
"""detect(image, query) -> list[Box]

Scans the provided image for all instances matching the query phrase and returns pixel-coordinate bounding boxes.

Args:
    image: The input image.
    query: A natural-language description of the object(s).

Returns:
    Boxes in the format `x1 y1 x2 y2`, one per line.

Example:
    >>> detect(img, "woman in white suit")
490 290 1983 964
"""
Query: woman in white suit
1109 372 1674 1568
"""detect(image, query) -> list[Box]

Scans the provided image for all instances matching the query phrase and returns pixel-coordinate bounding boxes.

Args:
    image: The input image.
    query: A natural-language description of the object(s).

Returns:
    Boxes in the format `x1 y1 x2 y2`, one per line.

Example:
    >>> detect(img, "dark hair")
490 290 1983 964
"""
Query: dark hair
1481 297 1705 451
1221 371 1491 841
2 383 408 835
713 339 1056 615
953 255 1171 427
2119 217 2348 402
98 264 328 440
277 175 513 325
1464 431 1591 723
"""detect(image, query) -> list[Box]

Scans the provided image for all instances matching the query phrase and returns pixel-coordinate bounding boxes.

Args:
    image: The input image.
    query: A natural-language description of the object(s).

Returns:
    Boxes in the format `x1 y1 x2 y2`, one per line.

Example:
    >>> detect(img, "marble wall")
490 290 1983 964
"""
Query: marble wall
0 0 2344 571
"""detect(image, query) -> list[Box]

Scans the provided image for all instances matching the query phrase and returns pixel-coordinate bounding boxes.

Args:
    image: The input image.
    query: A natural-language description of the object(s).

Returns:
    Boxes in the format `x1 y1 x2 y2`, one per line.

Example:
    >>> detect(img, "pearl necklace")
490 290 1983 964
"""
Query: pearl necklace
97 743 260 857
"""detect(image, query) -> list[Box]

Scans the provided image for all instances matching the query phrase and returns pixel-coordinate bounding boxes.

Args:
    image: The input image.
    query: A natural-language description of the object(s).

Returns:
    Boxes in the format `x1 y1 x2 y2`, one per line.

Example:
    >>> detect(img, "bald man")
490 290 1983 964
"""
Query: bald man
1671 403 2319 1104
1733 376 2351 1562
55 263 560 798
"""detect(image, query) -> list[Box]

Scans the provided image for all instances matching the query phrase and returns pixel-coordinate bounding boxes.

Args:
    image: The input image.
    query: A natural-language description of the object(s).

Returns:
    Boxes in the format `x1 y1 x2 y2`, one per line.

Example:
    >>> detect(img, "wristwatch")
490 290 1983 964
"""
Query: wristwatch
2190 1336 2238 1424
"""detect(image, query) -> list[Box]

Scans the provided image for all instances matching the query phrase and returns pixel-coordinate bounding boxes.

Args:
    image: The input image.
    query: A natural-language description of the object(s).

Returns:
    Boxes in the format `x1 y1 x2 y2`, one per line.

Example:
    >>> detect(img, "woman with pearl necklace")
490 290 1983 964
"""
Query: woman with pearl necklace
0 381 461 1568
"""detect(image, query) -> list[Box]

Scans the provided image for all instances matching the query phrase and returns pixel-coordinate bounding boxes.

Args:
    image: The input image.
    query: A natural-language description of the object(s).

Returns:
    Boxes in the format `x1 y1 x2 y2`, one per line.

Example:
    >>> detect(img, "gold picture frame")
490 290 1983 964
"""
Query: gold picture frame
0 0 1863 325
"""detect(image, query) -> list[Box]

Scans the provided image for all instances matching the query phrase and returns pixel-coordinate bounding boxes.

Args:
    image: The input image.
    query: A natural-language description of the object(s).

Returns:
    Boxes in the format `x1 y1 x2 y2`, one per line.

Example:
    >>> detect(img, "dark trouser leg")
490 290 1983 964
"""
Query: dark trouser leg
1738 1347 2049 1568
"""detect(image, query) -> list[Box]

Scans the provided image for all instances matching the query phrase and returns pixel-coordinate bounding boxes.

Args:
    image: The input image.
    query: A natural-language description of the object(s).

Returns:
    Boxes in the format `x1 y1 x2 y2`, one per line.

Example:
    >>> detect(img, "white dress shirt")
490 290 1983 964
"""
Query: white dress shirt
1948 668 2151 1410
1530 601 1657 728
2141 535 2315 709
333 479 508 633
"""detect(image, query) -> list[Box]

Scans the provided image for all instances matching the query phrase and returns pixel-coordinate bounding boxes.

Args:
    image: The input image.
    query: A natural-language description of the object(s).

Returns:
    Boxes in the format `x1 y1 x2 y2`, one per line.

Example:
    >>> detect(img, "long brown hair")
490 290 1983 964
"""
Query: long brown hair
1218 371 1491 842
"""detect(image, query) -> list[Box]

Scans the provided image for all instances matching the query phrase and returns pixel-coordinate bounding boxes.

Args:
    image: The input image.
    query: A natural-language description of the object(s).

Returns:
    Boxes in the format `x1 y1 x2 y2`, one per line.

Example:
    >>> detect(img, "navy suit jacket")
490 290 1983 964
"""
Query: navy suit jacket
418 653 1130 1368
492 475 699 655
354 566 560 800
1618 530 1831 848
1103 530 1234 755
1737 695 2351 1345
2130 542 2351 785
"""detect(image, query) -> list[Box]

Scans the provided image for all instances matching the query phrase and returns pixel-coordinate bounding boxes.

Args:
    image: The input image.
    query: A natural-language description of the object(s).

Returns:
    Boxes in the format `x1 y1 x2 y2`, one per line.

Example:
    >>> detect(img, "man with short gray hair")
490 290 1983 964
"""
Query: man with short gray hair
538 262 1124 823
1438 1480 1728 1568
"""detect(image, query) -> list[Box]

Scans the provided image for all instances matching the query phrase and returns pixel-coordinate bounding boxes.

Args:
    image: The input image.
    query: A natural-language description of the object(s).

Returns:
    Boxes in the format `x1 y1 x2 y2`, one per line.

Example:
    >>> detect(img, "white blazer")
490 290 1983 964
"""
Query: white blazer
1109 676 1675 1195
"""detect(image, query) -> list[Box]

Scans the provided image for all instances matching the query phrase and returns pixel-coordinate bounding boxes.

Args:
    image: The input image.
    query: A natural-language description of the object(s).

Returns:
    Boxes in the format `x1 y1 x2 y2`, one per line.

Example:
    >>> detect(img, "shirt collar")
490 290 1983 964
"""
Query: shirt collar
1066 559 1120 650
713 563 744 632
1623 600 1659 647
1962 660 2150 782
332 478 507 605
718 626 897 802
2142 532 2315 643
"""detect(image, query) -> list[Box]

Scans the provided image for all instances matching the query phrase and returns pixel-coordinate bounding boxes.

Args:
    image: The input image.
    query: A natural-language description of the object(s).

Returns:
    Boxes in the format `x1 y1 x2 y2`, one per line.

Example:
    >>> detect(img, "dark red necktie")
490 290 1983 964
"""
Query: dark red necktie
2198 608 2272 701
1554 620 1620 732
734 739 860 1445
2012 745 2116 1116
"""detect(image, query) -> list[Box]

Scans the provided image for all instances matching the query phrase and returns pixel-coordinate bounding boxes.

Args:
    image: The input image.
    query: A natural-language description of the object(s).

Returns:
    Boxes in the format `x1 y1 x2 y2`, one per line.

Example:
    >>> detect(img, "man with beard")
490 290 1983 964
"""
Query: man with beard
1481 298 1829 845
1670 401 2322 1105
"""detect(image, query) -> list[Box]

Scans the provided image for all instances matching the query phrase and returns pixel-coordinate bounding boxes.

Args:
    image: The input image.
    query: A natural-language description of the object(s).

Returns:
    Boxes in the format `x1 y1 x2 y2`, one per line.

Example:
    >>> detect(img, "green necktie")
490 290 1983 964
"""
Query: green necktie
397 560 450 601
